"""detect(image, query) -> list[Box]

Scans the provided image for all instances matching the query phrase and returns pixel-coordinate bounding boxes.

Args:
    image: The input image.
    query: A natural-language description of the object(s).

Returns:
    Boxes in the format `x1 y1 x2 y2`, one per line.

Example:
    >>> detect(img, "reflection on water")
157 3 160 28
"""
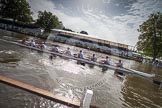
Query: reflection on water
0 29 162 108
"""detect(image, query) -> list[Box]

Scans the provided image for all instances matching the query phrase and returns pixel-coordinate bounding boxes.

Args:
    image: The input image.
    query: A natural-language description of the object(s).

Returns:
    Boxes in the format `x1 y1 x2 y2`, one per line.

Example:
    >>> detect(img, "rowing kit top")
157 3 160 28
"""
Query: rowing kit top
41 44 47 49
65 50 71 56
53 47 59 52
105 58 110 65
78 52 84 59
30 41 36 47
116 62 123 67
91 56 97 62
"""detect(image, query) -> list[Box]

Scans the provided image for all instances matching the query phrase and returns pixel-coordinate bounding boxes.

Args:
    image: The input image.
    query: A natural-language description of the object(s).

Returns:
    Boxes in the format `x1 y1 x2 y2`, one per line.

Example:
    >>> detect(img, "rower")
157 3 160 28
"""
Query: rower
104 56 110 65
30 40 36 47
91 54 97 62
53 45 59 53
115 60 124 76
21 39 26 44
116 60 123 68
77 50 85 66
65 47 72 56
40 42 46 50
78 50 84 59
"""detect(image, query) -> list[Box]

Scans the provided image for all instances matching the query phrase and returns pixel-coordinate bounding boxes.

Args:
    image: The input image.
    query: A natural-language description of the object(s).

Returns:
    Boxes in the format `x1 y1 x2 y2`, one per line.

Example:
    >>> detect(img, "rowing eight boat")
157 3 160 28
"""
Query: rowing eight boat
0 39 155 78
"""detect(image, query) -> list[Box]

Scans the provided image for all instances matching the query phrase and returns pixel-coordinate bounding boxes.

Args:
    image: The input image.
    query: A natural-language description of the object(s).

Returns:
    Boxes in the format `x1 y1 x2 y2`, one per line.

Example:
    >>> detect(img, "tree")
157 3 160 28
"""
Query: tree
80 31 88 35
63 27 73 32
136 12 162 61
0 0 33 23
36 10 60 32
55 21 64 29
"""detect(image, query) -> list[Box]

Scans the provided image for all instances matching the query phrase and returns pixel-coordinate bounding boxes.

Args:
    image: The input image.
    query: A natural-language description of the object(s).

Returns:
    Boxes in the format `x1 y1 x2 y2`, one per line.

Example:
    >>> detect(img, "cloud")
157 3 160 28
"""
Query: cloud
129 0 162 17
103 0 111 4
28 0 162 46
28 0 56 19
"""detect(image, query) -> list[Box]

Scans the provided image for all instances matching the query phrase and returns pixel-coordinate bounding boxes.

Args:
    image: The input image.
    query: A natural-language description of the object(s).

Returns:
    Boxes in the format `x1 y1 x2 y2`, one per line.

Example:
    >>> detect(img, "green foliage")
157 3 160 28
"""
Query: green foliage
136 12 162 61
36 11 60 32
0 0 33 23
80 31 88 35
62 27 73 32
55 21 64 29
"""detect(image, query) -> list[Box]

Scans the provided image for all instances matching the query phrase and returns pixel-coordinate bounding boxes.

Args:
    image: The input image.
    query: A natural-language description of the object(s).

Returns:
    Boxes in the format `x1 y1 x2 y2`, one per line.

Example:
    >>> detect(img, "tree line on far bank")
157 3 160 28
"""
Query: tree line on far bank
0 0 62 33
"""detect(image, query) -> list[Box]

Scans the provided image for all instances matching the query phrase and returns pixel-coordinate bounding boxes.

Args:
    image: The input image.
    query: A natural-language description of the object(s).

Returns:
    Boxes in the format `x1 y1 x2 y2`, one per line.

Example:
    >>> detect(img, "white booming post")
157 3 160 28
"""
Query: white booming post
83 89 93 108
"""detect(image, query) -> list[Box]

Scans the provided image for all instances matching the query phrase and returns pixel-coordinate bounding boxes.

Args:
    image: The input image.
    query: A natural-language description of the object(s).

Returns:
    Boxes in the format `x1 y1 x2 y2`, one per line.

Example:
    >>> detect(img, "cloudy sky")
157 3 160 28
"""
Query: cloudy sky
28 0 162 46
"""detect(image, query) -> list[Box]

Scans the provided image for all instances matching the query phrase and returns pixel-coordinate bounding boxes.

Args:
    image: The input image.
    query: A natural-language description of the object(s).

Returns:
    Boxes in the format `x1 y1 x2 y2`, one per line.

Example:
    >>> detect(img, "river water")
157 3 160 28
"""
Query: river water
0 29 162 108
